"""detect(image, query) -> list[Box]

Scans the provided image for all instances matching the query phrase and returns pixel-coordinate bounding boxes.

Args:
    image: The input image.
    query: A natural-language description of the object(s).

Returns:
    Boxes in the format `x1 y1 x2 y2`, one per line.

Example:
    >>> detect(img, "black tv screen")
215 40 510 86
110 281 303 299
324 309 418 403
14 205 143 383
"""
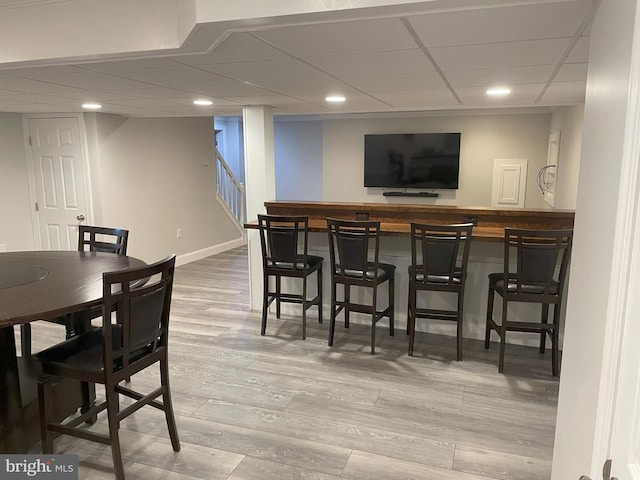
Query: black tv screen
364 133 461 189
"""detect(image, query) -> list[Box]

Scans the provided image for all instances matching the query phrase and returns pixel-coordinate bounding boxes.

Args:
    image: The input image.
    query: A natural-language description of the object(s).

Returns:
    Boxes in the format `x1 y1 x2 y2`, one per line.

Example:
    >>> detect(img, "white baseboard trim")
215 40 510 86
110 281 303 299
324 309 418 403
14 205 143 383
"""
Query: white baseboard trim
176 236 246 267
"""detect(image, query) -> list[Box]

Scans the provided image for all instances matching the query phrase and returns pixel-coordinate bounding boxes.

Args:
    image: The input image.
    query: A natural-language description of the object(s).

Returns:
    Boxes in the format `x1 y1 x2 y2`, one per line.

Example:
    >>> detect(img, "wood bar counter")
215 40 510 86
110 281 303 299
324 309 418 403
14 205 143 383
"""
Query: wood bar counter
259 201 575 240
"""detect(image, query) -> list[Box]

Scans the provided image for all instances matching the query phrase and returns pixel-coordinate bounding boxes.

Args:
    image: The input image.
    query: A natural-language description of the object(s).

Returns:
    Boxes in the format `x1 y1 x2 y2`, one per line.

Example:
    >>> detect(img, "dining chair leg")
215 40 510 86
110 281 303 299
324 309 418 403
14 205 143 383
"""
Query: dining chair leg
408 283 416 356
261 274 269 336
370 284 378 354
484 287 495 349
275 276 281 319
160 358 181 451
551 304 560 377
540 303 549 354
317 268 323 324
105 385 125 480
370 318 376 355
498 300 508 373
302 277 307 340
344 284 350 328
328 281 337 346
456 291 464 361
388 276 395 337
406 295 411 335
37 380 54 454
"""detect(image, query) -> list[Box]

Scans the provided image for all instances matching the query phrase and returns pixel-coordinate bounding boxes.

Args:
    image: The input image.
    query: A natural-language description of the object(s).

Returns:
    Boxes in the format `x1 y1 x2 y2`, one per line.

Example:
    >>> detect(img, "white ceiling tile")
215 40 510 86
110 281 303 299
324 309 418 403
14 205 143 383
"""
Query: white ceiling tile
255 18 417 57
251 78 358 97
346 72 446 92
444 65 555 88
430 38 572 71
373 89 459 107
459 94 541 108
182 81 277 97
13 71 152 90
306 50 435 77
545 80 587 95
219 95 307 106
102 66 226 88
0 75 89 94
554 63 588 82
90 87 197 99
408 2 593 47
295 90 389 108
455 83 546 99
198 58 329 83
566 36 590 63
537 92 585 105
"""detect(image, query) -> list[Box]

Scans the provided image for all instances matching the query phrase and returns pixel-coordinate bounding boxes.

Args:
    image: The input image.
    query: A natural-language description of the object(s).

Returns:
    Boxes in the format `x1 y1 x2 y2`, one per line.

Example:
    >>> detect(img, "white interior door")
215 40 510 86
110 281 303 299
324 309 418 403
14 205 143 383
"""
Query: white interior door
607 200 640 479
28 116 89 250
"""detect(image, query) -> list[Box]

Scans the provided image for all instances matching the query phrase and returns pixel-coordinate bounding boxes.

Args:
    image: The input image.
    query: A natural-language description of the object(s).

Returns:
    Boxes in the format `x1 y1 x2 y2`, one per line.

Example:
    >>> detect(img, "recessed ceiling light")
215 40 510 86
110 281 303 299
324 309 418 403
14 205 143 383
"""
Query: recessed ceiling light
486 87 512 96
82 102 102 109
325 95 346 103
193 99 213 106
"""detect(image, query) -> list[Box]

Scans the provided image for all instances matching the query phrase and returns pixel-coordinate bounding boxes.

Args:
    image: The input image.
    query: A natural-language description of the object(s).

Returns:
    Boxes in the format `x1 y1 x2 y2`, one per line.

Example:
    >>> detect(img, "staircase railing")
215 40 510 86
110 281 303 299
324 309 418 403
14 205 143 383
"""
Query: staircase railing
216 149 245 226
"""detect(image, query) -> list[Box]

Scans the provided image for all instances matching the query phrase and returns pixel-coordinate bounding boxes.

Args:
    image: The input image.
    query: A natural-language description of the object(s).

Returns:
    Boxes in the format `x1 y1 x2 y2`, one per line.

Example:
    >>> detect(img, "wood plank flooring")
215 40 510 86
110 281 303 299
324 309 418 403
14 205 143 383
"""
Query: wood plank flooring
25 246 558 480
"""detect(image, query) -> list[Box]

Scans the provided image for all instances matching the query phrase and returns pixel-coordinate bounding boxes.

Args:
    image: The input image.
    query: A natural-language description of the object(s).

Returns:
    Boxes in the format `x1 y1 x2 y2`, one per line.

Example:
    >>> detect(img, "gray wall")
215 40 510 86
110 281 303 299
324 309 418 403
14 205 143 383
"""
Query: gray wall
0 113 34 251
275 119 323 201
321 111 554 208
270 109 583 208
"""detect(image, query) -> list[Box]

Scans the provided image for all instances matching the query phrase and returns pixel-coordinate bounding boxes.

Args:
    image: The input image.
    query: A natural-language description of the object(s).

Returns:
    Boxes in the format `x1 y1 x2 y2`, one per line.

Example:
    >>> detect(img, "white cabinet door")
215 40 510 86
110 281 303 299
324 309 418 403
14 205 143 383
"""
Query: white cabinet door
491 158 528 208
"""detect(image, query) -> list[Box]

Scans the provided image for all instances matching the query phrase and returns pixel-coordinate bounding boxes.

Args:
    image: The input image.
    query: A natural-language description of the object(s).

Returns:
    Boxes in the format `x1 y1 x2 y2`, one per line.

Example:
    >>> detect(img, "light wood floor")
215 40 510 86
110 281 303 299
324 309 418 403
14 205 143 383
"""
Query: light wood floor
26 246 558 480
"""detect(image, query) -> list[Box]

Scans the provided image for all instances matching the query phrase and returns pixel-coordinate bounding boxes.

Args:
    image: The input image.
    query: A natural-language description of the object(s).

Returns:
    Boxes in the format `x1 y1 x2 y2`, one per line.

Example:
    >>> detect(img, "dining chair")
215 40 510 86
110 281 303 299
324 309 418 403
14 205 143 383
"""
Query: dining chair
327 218 395 354
258 214 323 339
35 255 180 480
407 223 473 360
484 228 573 376
20 225 129 357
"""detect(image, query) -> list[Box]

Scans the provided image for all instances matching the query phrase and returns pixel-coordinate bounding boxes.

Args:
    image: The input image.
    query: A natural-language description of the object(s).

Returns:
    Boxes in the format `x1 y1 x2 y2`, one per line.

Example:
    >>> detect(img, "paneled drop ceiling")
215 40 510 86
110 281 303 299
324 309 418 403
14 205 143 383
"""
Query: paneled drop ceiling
0 0 597 117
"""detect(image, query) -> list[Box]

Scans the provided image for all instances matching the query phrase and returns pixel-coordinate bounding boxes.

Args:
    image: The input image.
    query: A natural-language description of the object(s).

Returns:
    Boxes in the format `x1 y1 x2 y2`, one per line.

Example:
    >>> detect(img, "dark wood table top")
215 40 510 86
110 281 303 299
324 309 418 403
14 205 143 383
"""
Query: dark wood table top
0 251 145 328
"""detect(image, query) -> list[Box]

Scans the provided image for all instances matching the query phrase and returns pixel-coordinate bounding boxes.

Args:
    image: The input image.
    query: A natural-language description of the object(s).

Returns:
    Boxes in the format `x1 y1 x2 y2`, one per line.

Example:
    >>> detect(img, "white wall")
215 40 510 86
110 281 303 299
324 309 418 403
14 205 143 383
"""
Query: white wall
85 113 241 264
275 119 323 201
0 113 34 251
321 112 552 208
550 105 584 210
552 0 637 477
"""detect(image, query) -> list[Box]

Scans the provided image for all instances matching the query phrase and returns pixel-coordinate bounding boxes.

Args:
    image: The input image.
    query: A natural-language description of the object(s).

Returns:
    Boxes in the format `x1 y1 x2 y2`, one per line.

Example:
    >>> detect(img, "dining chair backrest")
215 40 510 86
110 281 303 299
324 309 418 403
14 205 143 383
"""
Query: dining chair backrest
258 214 310 269
327 218 381 280
410 223 473 286
78 225 129 255
503 228 573 298
102 255 175 373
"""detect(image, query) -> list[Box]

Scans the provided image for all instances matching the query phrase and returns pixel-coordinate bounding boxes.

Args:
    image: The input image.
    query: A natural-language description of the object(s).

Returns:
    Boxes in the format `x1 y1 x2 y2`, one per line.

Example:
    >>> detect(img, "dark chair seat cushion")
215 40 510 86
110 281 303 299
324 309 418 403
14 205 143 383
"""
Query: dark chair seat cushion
409 265 463 284
488 273 559 295
35 326 150 376
268 254 323 270
337 262 395 280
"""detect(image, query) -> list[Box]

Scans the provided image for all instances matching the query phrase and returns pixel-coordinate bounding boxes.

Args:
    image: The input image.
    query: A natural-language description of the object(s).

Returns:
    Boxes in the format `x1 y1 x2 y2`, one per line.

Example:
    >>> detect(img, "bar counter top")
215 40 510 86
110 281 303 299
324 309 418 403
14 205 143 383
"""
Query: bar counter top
245 201 575 242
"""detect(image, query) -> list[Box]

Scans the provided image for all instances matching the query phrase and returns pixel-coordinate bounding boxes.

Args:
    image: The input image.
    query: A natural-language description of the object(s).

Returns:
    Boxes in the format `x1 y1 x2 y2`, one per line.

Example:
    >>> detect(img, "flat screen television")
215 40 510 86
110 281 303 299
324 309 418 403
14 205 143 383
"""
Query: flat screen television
364 133 461 189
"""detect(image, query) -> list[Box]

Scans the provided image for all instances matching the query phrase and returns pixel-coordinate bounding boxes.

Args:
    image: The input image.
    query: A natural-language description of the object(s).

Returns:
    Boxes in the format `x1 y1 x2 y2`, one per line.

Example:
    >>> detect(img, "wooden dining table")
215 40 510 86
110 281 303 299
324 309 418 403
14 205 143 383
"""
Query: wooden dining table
0 250 146 453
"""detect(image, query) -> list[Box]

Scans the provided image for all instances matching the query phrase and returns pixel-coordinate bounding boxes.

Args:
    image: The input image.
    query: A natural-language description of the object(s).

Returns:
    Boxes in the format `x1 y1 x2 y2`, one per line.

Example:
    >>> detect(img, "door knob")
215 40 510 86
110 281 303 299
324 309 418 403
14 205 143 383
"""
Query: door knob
579 459 618 480
76 214 85 221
